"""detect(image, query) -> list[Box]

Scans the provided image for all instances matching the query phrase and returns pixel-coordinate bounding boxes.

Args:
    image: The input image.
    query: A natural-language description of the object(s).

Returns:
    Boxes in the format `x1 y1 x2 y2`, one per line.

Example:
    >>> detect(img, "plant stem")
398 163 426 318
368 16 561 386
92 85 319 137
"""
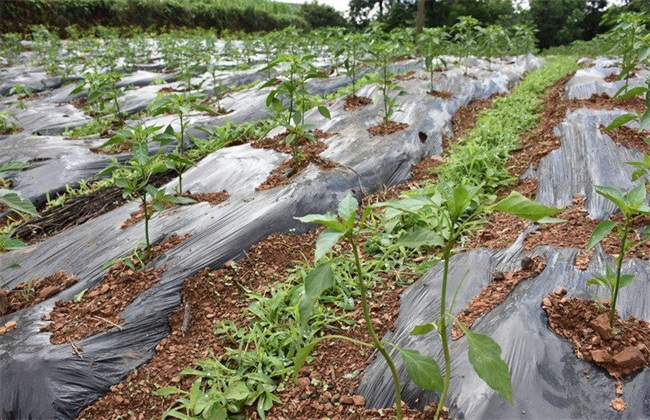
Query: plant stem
434 243 453 420
349 236 403 420
179 112 185 153
610 220 630 328
142 196 151 257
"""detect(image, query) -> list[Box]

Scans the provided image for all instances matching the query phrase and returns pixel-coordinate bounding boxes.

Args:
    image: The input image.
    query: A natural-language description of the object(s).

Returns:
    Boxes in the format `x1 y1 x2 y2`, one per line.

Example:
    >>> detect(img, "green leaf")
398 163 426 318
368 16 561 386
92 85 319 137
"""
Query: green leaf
640 110 650 131
337 193 358 228
317 105 331 119
0 189 38 216
396 347 444 391
594 185 627 213
0 161 29 174
587 219 615 250
464 329 513 404
617 86 648 100
397 228 444 249
153 386 184 396
293 336 330 380
296 213 344 231
224 382 250 400
493 191 561 222
315 228 344 261
163 195 196 205
619 273 635 289
0 234 27 251
73 288 87 303
410 323 436 336
604 113 637 131
304 262 334 297
299 263 333 329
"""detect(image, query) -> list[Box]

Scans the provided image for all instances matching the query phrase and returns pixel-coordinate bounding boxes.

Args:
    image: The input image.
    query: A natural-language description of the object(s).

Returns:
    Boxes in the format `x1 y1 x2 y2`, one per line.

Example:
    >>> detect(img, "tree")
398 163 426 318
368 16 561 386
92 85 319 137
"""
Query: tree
416 0 425 34
424 0 515 28
530 0 609 49
300 1 347 29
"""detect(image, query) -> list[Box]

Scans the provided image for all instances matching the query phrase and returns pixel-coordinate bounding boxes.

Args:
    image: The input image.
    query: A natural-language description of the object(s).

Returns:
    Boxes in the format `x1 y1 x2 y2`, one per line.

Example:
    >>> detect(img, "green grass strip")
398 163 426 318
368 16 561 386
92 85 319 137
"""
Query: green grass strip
437 56 579 192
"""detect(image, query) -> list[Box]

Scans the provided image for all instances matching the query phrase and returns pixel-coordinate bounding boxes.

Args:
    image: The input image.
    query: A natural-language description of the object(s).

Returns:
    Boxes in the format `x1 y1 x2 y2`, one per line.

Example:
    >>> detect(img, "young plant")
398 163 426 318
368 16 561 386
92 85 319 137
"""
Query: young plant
72 70 125 123
366 39 407 127
0 161 38 253
586 184 650 328
340 32 367 99
420 27 449 93
295 194 443 420
477 25 509 69
0 111 19 134
260 54 331 172
149 92 216 154
8 83 33 110
451 16 480 76
97 124 194 257
606 12 650 92
379 184 562 419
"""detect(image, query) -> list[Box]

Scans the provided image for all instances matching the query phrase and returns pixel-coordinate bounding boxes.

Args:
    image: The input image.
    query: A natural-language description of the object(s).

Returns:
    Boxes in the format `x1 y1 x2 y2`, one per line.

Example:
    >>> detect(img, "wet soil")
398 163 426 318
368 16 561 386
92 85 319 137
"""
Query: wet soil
41 233 190 345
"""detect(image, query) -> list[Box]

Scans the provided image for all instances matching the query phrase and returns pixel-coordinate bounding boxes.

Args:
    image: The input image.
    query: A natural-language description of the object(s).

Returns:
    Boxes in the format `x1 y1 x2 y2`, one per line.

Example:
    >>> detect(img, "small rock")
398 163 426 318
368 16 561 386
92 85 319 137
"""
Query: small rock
591 349 611 363
39 286 59 300
612 347 645 369
590 314 613 341
542 297 552 308
352 395 365 406
591 335 601 345
224 260 237 269
114 395 124 404
610 397 627 412
297 377 310 389
0 290 9 315
340 395 354 405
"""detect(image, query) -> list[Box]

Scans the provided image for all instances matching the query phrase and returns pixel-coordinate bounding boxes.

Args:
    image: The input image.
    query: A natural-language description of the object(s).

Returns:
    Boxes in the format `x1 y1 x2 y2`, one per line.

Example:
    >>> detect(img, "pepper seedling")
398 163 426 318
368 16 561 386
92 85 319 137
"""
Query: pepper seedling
379 184 563 419
295 194 442 420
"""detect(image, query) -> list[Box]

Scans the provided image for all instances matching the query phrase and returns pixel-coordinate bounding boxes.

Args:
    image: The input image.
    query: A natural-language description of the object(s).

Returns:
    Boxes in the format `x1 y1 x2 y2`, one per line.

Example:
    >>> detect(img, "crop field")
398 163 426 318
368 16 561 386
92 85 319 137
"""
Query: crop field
0 13 649 420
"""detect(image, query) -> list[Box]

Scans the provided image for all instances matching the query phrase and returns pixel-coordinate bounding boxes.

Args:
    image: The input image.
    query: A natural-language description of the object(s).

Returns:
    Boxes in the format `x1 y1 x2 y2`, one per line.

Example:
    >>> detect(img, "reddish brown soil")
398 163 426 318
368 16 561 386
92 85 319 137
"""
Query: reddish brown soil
344 95 372 112
367 121 409 136
0 320 18 336
72 67 650 420
0 271 78 317
602 125 650 155
40 234 189 345
444 94 504 152
71 97 88 109
89 141 131 155
0 126 22 135
78 187 448 419
254 131 337 191
427 90 453 99
471 194 650 267
452 256 546 340
543 289 650 379
393 70 416 81
121 190 229 228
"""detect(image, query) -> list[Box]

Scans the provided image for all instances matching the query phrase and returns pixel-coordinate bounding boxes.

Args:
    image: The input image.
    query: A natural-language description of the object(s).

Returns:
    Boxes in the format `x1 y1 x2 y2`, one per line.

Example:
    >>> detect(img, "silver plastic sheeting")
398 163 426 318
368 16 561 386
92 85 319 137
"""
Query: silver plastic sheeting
0 56 541 418
359 67 650 419
566 57 649 100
